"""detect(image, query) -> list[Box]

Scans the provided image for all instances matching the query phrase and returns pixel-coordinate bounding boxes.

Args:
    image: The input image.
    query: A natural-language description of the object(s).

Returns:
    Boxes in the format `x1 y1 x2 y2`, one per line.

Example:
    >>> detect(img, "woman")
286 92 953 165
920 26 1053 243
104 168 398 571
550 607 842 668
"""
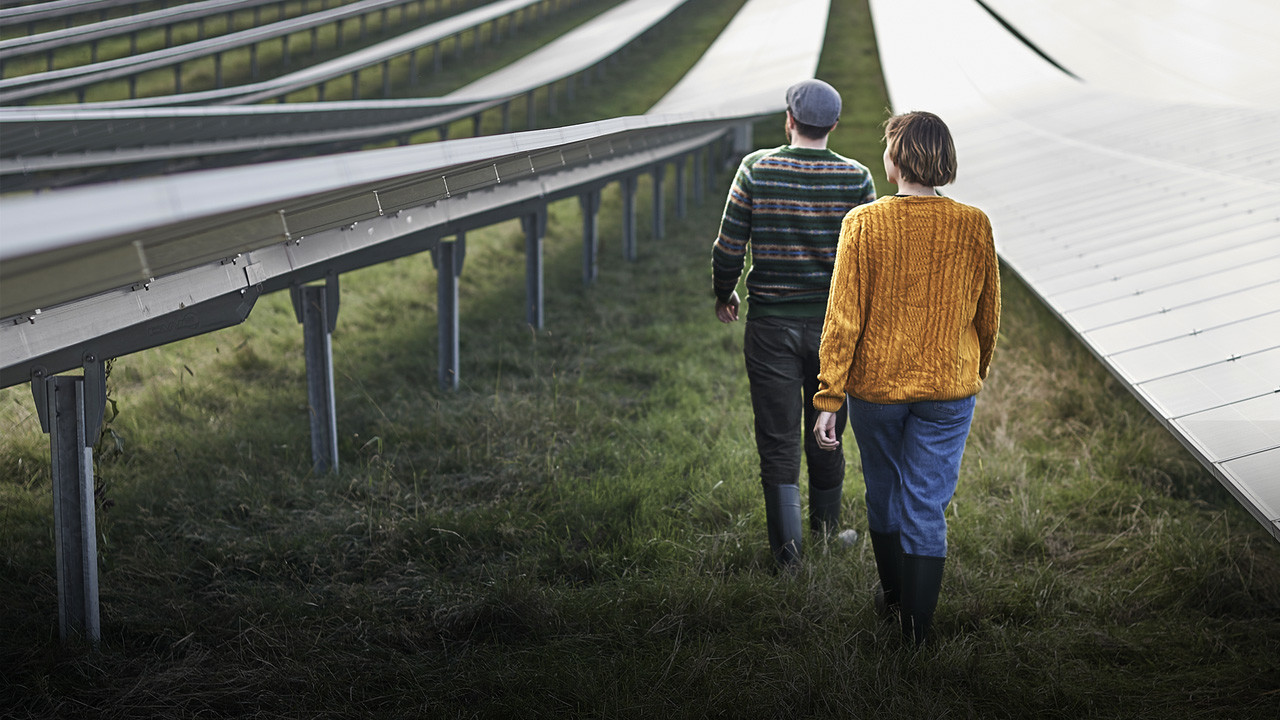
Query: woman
812 111 1001 645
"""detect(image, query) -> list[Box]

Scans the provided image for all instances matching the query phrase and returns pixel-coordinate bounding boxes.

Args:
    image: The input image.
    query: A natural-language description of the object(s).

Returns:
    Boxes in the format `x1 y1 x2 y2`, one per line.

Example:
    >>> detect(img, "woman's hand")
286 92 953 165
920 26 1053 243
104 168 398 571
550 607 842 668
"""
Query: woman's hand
813 410 841 451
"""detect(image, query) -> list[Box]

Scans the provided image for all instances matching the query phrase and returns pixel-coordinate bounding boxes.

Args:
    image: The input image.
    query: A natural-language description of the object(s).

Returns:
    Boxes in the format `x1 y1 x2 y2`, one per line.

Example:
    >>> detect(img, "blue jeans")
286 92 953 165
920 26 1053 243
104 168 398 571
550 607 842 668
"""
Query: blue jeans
846 394 976 557
743 316 847 490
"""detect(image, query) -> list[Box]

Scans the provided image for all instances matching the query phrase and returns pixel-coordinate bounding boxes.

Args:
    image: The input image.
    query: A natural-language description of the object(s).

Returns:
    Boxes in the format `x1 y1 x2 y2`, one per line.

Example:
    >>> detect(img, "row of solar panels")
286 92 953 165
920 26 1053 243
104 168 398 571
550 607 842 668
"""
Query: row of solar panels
0 0 834 379
0 0 695 189
0 0 185 26
0 0 540 105
1 0 308 61
0 0 838 644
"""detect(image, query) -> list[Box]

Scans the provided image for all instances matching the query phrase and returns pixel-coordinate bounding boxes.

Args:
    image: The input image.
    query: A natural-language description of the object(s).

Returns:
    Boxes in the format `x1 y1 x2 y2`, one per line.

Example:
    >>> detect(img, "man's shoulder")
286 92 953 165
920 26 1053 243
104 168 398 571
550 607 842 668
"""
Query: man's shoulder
740 146 788 169
823 151 873 176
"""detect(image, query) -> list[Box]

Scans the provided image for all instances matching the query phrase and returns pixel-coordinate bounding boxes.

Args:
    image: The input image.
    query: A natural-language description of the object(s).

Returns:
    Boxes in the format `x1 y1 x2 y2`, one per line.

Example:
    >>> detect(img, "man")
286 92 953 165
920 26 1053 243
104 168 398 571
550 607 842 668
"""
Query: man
712 79 876 571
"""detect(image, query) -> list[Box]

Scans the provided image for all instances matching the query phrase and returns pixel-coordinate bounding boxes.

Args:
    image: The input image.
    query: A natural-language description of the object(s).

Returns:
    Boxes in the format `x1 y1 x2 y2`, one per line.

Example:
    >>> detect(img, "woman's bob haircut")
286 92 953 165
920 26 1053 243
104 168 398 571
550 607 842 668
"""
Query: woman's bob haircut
883 111 957 187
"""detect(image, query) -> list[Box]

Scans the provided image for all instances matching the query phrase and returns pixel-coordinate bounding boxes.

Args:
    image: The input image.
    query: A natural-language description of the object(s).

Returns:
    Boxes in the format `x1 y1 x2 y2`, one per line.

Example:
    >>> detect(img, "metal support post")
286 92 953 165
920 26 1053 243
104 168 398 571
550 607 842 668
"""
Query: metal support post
579 190 601 286
675 156 688 219
621 176 638 262
522 210 547 328
651 166 665 241
31 356 106 646
290 275 340 474
732 121 753 158
431 234 466 390
694 147 706 204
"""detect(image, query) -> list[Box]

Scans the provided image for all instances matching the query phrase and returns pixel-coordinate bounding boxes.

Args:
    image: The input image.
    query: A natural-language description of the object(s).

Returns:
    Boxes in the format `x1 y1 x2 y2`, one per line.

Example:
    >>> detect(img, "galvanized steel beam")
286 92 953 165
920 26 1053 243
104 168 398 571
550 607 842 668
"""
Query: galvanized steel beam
31 358 106 646
432 233 465 390
290 275 340 473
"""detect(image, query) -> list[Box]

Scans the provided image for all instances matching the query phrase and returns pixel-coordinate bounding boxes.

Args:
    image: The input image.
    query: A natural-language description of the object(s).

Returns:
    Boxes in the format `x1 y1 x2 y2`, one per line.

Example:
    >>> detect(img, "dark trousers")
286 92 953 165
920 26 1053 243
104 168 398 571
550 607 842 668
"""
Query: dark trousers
743 316 847 489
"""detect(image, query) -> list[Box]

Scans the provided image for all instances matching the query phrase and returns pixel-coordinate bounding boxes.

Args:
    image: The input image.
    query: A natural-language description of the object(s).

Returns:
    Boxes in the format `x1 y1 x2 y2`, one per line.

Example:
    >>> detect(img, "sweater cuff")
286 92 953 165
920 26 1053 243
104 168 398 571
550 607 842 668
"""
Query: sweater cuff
812 392 846 414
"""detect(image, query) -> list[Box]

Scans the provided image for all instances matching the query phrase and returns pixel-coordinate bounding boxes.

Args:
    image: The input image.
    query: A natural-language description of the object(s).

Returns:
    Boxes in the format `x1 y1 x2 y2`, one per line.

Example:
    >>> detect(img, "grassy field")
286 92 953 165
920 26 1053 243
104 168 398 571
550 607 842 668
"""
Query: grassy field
2 0 1278 717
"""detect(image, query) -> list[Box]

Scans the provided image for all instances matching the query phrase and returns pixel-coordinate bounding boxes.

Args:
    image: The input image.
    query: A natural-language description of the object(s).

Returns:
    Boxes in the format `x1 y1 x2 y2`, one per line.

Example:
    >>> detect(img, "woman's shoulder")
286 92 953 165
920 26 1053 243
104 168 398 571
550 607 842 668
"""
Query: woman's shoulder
937 196 991 225
850 195 897 214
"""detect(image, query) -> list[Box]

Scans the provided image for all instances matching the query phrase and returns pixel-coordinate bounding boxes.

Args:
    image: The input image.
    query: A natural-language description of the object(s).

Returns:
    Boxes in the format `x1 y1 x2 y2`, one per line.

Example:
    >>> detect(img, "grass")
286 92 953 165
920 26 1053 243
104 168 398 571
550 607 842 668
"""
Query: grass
2 0 1278 717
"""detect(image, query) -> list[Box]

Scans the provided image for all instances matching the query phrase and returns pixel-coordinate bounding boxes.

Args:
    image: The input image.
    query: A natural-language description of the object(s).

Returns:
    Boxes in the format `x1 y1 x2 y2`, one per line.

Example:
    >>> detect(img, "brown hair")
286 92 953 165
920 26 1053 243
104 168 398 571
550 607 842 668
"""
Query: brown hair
883 111 957 186
788 110 836 141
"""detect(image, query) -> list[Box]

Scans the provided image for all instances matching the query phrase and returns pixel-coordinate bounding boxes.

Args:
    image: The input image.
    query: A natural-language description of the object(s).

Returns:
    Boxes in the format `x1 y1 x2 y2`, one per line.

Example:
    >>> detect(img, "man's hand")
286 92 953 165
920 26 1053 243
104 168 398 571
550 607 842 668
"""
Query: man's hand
813 410 841 451
715 291 741 323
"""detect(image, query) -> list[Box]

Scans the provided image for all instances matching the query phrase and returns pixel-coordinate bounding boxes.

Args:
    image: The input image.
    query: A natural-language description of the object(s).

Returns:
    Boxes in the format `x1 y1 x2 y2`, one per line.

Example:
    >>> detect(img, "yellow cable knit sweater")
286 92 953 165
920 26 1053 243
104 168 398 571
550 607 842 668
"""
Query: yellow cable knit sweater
814 195 1001 410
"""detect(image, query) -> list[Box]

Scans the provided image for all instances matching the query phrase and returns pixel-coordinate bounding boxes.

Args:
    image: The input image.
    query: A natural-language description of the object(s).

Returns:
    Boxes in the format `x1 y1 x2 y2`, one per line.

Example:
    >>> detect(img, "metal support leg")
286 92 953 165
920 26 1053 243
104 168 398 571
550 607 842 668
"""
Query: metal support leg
290 276 340 474
431 234 465 390
694 147 706 204
675 156 688 219
651 166 665 241
622 176 638 262
579 190 601 287
521 210 547 328
31 357 106 646
733 122 753 160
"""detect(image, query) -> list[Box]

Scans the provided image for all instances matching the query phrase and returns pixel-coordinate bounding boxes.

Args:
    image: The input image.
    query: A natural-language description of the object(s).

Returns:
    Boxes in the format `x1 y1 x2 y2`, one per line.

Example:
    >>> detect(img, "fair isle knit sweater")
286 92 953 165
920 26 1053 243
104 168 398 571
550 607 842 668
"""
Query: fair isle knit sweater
712 145 876 318
814 195 1001 408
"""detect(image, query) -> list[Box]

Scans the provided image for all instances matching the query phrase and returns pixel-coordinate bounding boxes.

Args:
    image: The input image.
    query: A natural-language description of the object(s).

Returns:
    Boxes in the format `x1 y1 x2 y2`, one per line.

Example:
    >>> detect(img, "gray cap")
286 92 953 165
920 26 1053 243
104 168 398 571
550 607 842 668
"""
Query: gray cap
785 79 842 127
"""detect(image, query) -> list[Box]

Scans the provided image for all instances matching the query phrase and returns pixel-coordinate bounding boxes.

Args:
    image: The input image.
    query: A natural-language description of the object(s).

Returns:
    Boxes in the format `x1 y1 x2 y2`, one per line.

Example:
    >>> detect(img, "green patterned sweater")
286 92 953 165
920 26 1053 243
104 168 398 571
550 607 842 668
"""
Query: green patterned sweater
712 145 876 318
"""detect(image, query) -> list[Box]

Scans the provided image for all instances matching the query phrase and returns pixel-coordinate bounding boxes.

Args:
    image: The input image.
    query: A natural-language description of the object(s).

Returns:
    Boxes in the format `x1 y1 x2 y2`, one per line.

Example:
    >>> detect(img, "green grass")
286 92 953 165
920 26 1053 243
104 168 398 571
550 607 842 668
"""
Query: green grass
2 0 1278 717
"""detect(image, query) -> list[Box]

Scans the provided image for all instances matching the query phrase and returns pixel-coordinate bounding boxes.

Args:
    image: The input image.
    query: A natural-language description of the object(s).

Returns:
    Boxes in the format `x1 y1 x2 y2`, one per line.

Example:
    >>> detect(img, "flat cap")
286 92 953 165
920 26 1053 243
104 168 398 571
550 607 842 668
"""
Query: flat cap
785 78 842 127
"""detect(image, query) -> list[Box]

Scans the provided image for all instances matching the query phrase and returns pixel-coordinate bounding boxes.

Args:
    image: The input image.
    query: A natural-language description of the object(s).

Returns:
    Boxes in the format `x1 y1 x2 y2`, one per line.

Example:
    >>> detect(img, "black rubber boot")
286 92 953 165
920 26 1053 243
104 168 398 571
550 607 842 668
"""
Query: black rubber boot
900 553 946 646
869 530 902 620
809 484 842 536
762 483 803 571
